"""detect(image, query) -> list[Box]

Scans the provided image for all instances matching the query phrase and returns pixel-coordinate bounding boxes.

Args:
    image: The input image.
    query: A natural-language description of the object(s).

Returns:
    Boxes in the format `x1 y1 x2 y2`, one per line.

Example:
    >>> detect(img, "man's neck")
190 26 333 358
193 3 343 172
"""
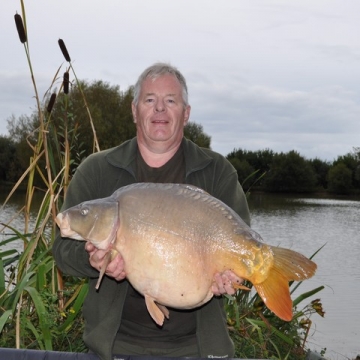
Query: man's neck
138 141 182 168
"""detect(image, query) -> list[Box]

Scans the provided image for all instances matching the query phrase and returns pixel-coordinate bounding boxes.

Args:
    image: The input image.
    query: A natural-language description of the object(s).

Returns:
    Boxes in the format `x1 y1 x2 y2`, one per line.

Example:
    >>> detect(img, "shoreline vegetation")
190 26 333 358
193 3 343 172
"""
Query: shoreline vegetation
1 2 358 359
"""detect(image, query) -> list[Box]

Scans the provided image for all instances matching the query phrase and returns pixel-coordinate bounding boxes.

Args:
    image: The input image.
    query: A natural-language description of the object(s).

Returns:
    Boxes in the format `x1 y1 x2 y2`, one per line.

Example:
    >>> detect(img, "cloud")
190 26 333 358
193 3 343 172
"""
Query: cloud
1 0 359 163
189 78 360 160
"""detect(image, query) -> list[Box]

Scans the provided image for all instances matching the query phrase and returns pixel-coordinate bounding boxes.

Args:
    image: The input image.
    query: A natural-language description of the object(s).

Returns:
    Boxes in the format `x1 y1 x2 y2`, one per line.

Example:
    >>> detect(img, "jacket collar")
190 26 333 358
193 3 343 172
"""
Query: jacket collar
105 137 138 171
105 136 213 177
181 137 213 177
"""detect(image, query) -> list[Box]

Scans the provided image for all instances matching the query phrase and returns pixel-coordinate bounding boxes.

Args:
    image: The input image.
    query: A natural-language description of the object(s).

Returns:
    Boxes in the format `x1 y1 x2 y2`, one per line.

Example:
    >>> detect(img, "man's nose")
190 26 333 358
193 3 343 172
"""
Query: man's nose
155 99 165 112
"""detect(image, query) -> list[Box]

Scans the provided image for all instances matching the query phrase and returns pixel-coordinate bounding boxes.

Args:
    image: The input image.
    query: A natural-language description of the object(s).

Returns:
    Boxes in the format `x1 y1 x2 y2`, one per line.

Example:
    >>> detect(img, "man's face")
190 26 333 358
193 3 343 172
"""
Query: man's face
132 74 191 150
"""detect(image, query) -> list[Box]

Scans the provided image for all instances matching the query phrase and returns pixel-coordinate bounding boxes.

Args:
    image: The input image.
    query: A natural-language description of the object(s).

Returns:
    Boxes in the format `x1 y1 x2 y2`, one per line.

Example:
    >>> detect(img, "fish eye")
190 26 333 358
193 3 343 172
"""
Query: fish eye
80 208 89 216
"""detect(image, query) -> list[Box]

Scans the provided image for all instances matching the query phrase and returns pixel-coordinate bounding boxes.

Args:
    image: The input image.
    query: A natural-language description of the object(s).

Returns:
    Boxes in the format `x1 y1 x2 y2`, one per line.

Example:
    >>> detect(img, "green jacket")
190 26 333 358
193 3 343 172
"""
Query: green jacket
52 137 250 360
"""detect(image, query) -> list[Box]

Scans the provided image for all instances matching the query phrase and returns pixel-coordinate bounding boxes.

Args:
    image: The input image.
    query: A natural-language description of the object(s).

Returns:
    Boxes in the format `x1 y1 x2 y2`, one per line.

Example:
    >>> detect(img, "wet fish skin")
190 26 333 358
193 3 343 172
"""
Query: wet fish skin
56 183 317 326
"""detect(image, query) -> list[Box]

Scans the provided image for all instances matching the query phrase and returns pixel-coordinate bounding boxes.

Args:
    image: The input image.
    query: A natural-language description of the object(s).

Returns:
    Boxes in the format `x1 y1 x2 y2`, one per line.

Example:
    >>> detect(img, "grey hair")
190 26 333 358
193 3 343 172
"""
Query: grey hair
133 62 189 107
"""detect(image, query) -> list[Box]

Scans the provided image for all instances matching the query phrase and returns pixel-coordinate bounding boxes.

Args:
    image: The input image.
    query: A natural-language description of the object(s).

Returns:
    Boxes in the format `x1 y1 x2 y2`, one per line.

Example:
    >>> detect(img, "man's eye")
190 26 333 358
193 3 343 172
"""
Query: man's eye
146 98 154 103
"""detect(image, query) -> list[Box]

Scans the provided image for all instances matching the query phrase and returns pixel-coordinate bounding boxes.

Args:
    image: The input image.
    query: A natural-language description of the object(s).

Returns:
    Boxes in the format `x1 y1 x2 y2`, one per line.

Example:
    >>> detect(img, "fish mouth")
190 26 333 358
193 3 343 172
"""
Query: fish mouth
56 213 84 240
55 213 63 228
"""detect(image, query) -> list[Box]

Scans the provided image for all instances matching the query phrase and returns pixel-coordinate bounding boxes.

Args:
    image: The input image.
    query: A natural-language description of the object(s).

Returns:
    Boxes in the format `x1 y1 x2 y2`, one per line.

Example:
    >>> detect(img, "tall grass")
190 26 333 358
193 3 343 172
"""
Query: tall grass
0 1 325 357
0 0 96 351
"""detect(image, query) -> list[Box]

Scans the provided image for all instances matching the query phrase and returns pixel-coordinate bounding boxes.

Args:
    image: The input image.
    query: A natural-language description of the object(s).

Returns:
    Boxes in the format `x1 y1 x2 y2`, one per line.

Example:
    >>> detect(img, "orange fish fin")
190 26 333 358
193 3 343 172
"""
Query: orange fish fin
144 295 168 326
233 283 251 291
255 270 293 321
156 304 170 319
271 247 317 281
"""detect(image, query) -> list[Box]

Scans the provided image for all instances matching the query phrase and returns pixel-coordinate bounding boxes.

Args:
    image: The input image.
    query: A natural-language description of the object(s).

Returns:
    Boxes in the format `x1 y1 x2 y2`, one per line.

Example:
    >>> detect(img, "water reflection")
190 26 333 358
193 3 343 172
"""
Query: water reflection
248 193 360 359
1 204 28 253
0 187 45 253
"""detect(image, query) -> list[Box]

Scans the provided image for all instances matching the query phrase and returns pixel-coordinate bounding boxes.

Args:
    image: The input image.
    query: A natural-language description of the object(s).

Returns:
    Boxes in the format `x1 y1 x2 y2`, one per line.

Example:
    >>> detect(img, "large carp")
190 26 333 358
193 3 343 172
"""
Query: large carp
56 183 316 326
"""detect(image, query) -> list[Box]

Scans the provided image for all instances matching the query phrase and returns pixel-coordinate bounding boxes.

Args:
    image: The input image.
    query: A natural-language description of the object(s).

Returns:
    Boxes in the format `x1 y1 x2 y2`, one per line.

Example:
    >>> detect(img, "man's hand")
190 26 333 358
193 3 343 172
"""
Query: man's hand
85 242 126 281
212 270 245 296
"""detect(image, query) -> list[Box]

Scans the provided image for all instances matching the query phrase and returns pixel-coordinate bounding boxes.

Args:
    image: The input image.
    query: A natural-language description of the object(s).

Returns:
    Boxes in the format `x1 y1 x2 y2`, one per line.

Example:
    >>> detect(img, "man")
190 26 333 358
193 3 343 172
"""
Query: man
53 63 250 360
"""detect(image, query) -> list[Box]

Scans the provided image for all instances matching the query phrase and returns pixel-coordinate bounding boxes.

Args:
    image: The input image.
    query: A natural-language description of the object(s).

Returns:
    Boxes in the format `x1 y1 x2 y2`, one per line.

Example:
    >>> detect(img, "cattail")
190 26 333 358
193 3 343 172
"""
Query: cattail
58 39 71 62
14 13 27 43
47 93 57 113
63 71 70 94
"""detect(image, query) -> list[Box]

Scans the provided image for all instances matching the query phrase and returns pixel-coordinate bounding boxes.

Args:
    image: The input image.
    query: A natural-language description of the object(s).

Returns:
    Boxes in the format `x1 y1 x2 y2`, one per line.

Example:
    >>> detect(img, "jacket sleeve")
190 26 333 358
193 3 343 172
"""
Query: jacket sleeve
214 160 251 227
52 158 102 279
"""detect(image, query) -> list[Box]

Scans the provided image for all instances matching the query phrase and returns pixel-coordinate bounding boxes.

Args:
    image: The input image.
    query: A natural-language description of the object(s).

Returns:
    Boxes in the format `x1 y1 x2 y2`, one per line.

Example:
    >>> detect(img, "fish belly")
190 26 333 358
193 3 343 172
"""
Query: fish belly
117 231 216 308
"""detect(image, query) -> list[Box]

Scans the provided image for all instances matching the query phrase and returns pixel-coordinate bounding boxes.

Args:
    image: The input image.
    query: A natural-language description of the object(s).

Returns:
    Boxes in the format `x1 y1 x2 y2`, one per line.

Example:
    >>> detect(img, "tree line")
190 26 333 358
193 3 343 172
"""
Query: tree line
227 148 360 194
0 79 359 195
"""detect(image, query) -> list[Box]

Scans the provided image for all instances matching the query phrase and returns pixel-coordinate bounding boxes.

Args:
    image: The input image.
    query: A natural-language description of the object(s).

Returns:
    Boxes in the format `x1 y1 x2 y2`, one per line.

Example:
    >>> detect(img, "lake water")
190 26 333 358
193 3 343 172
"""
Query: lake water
1 189 359 359
248 193 360 360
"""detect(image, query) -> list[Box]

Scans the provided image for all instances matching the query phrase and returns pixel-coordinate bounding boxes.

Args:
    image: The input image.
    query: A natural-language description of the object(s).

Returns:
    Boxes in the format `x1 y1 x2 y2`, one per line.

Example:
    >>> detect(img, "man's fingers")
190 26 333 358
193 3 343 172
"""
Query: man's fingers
104 253 126 281
212 270 247 295
212 273 223 295
221 273 236 295
85 242 95 253
223 270 244 285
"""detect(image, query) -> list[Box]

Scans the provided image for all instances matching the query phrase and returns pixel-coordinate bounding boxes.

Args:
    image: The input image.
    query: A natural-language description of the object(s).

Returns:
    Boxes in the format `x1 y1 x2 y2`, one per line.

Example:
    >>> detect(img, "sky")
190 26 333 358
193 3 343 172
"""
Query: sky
1 0 360 162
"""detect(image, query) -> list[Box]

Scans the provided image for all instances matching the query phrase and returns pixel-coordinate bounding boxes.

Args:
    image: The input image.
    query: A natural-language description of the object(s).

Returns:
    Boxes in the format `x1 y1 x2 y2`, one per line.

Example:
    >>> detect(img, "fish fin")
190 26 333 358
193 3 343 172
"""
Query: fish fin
95 250 113 290
144 295 168 326
254 270 293 321
233 283 251 291
157 304 170 319
254 247 316 321
271 247 317 281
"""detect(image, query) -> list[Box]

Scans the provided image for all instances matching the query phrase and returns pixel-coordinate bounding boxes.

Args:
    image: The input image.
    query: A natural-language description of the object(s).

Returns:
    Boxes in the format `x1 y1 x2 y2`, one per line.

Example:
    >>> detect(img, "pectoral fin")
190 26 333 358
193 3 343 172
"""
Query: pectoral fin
144 295 169 326
233 283 251 291
95 249 116 290
157 304 170 320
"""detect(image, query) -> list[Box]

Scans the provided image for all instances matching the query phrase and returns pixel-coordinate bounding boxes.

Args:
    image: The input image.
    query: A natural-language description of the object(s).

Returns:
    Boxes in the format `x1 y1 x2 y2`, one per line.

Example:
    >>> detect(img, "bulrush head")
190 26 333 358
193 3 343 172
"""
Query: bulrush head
14 13 27 43
47 93 57 113
58 39 71 62
63 71 70 94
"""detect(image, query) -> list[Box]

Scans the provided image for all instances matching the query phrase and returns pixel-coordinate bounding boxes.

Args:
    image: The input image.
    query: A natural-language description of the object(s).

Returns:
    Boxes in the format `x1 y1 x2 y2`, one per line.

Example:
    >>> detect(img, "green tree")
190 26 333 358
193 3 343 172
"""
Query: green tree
6 113 38 144
51 80 136 156
184 122 211 148
327 163 353 194
309 158 331 190
0 135 17 182
264 151 317 192
333 151 360 190
6 113 40 181
228 157 255 189
227 149 274 175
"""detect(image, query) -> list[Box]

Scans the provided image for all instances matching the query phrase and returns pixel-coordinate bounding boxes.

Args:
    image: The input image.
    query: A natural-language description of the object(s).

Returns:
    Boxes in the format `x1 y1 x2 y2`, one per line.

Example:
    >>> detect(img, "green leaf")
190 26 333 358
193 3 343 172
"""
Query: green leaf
57 282 88 332
246 318 294 345
0 258 5 295
293 286 325 307
0 309 12 333
36 263 47 290
24 285 52 350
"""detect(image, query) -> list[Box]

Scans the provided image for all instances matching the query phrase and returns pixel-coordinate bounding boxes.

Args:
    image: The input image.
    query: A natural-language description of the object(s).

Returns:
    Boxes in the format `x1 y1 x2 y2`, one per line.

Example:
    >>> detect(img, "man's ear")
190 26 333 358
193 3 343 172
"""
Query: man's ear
132 102 137 123
184 105 191 125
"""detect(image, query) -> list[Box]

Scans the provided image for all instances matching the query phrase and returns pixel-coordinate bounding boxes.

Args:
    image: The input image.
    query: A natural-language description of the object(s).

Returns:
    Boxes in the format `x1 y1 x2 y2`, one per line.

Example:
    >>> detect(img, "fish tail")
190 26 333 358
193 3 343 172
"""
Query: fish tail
254 271 293 321
254 247 317 321
271 247 317 281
